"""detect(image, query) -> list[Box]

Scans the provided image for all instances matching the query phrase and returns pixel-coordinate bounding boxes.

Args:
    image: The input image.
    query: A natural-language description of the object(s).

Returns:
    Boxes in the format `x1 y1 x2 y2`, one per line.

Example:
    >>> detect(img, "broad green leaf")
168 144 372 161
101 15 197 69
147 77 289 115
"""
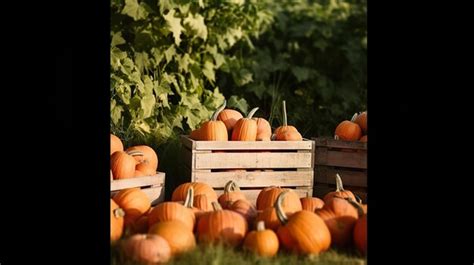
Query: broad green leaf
150 47 164 65
159 0 177 14
164 9 185 45
177 53 191 73
143 75 154 94
116 83 132 105
134 52 149 74
111 100 123 125
184 13 208 40
164 45 176 64
233 68 253 86
121 0 149 21
111 32 125 47
203 87 225 109
227 95 249 114
202 60 215 82
198 0 204 8
180 91 201 108
140 94 156 118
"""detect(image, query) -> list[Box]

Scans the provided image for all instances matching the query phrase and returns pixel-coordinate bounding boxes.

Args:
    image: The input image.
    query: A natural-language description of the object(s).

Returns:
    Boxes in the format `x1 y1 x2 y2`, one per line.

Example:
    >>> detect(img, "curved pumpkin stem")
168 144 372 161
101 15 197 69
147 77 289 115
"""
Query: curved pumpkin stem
334 135 339 140
246 107 259 119
113 208 125 218
184 187 194 208
125 150 144 157
344 197 365 218
282 100 287 126
211 201 223 211
350 113 358 122
274 190 289 225
335 173 345 192
224 180 236 193
256 220 266 232
211 100 227 121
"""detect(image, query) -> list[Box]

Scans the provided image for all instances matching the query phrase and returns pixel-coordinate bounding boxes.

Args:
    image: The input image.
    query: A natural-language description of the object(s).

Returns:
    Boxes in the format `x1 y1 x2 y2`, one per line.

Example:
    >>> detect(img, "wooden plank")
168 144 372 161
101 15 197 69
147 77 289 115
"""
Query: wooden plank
215 187 312 206
193 170 313 188
111 173 166 191
142 186 166 206
195 152 312 169
313 185 367 203
313 137 367 150
315 167 367 187
315 150 366 169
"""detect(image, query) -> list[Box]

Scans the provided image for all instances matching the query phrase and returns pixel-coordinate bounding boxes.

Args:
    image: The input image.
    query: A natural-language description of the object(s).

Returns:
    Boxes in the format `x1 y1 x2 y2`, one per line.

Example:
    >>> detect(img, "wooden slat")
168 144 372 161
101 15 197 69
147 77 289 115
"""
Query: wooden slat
193 170 313 188
194 152 312 169
111 173 165 191
181 135 313 151
313 137 367 150
315 150 366 169
315 167 367 187
215 187 313 206
313 185 367 203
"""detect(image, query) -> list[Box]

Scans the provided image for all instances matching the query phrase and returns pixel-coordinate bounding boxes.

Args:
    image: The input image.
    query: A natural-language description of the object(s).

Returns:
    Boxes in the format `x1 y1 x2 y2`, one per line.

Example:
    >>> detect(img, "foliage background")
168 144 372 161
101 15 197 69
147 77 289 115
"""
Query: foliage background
110 0 367 197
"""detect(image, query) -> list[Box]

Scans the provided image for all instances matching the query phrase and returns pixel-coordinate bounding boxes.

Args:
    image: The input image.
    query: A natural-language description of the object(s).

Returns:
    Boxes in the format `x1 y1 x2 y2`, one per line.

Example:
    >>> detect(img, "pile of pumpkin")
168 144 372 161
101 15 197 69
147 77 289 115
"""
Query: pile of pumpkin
190 100 303 141
110 134 159 180
335 111 367 142
111 175 367 264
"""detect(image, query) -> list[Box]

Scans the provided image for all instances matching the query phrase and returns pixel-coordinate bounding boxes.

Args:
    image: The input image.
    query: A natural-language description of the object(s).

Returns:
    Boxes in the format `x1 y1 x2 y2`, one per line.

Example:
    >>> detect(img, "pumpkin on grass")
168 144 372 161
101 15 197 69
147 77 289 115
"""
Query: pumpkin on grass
218 180 247 208
172 182 218 210
274 101 302 141
121 234 171 264
199 100 228 141
113 188 151 226
111 199 125 242
148 220 196 255
148 188 195 231
256 186 302 213
111 134 124 155
300 192 325 212
323 173 357 203
231 107 259 141
335 113 362 141
243 221 279 257
217 108 244 132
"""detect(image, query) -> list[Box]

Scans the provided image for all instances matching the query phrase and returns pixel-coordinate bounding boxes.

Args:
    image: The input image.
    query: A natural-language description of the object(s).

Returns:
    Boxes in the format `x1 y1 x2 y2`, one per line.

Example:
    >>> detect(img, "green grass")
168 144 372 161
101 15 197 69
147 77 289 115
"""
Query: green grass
111 243 366 265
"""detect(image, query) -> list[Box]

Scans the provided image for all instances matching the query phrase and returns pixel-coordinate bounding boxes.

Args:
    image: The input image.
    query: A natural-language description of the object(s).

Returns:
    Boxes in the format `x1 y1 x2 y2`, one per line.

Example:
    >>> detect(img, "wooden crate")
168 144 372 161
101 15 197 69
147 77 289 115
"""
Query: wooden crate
312 137 367 202
111 173 166 205
181 136 314 205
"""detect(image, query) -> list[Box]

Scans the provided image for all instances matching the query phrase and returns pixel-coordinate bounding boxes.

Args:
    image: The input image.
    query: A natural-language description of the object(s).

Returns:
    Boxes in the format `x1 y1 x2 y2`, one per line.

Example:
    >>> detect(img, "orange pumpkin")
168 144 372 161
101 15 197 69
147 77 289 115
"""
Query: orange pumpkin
275 192 331 255
172 182 218 210
133 169 145 177
135 162 156 176
126 145 158 172
323 173 357 203
255 206 280 231
130 214 149 234
121 234 171 264
231 107 259 141
256 187 302 214
335 113 362 141
190 128 201 140
253 117 272 141
243 221 279 257
229 199 257 225
111 199 125 242
197 202 248 246
274 101 302 141
218 180 247 209
148 220 196 255
193 194 211 212
353 214 367 255
148 189 195 231
113 188 151 226
217 109 244 132
359 135 367 142
111 134 124 155
200 100 228 141
111 151 141 180
354 111 367 134
300 193 325 212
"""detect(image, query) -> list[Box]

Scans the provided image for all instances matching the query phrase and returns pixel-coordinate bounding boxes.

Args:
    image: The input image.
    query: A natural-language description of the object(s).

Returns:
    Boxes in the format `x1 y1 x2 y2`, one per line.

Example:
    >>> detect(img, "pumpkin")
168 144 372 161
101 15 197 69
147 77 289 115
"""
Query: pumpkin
181 187 204 220
111 151 142 180
126 145 158 171
218 180 247 209
111 199 125 242
200 100 228 141
229 199 257 225
323 173 357 203
256 186 302 213
133 170 145 177
190 128 201 140
111 134 124 155
113 188 151 226
197 202 248 246
275 192 331 255
231 107 259 141
193 194 211 212
335 113 362 141
255 206 280 231
359 135 367 142
121 234 171 264
243 221 279 257
217 109 244 132
353 214 367 255
315 196 359 247
274 101 303 141
172 182 218 210
148 188 195 231
253 117 272 141
148 220 196 255
136 162 156 176
130 214 149 234
300 193 325 212
354 111 367 134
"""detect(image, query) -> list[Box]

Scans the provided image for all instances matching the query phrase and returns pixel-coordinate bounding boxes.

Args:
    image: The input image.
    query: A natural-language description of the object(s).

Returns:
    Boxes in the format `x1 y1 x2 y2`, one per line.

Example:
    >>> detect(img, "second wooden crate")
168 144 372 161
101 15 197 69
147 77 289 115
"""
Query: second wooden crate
111 173 166 205
181 136 315 204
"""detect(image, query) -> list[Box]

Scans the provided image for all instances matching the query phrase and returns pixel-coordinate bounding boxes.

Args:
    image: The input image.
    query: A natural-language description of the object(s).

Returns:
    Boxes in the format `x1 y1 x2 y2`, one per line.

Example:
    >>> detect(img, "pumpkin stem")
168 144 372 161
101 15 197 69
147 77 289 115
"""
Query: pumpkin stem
344 197 365 218
350 113 358 122
224 180 236 193
335 173 345 192
211 100 227 121
211 201 223 211
282 100 288 126
334 135 339 140
256 220 266 232
184 187 194 208
246 107 259 119
113 208 125 218
274 191 289 225
126 150 144 157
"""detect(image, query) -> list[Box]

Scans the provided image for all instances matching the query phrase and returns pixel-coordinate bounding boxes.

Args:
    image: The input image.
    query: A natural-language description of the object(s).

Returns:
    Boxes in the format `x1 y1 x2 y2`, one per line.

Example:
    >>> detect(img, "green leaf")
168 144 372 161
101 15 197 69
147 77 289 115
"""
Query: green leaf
111 32 125 47
233 68 253 86
291 66 311 82
177 53 191 73
134 52 149 74
202 60 215 82
203 87 225 109
227 95 249 114
159 0 177 14
143 75 154 94
111 100 123 125
140 94 156 118
164 9 185 45
164 45 176 64
184 13 208 40
121 0 149 21
150 48 164 65
198 0 204 8
180 91 201 108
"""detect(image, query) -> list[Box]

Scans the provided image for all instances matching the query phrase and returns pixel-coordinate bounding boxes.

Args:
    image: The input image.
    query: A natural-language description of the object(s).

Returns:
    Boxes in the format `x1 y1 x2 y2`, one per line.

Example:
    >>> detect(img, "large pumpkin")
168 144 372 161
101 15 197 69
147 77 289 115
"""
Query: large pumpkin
231 107 259 141
256 187 302 213
229 199 257 225
148 220 196 255
243 221 279 257
113 188 151 226
253 117 272 141
111 134 124 155
354 111 367 134
218 180 247 209
323 173 357 203
217 109 244 132
111 151 141 180
335 113 362 141
121 234 171 264
111 199 125 242
200 100 228 141
197 202 248 246
274 101 302 141
172 182 218 210
126 145 158 172
353 214 367 255
275 192 331 254
300 193 325 212
148 195 195 231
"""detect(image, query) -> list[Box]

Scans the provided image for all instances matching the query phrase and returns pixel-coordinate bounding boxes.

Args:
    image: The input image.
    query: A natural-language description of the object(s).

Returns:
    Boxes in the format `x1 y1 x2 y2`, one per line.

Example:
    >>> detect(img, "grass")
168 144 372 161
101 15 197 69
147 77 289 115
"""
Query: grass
111 243 366 265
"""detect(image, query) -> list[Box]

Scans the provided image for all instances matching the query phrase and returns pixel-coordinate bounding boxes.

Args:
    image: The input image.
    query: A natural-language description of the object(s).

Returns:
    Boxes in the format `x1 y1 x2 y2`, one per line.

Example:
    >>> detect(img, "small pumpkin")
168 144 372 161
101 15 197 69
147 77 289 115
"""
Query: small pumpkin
256 186 302 214
229 199 257 225
359 135 367 142
253 117 272 141
354 111 367 134
111 134 124 155
231 107 259 141
200 100 228 141
300 192 325 212
274 101 302 141
197 202 248 246
135 162 156 176
113 188 151 226
172 182 218 210
111 199 125 242
121 234 171 264
126 145 158 173
217 108 244 132
148 220 196 256
323 173 357 203
218 180 247 209
243 221 279 257
353 213 367 255
148 188 195 231
111 151 142 180
335 113 362 141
